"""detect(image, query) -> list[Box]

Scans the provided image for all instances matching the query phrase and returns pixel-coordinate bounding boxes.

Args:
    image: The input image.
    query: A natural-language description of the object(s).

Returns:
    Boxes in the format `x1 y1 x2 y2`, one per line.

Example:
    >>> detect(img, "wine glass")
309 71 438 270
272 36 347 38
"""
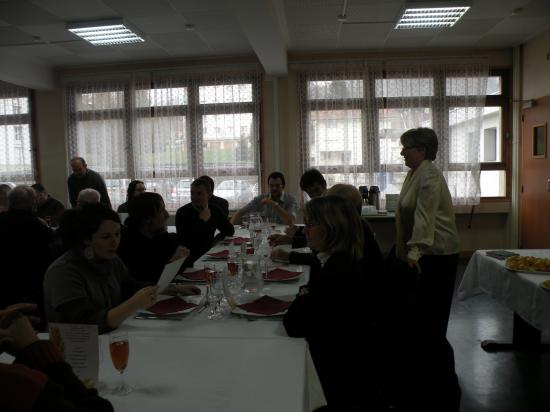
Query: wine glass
109 331 131 395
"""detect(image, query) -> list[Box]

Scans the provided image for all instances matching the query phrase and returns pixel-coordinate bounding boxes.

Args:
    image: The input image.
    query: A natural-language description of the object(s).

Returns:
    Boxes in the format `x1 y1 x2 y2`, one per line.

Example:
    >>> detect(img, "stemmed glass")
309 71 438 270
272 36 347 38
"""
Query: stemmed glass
109 331 131 395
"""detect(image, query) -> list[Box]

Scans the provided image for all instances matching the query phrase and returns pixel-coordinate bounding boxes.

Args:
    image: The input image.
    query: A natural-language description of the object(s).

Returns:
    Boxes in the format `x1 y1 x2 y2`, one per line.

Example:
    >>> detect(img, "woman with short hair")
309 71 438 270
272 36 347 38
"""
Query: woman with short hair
395 127 460 338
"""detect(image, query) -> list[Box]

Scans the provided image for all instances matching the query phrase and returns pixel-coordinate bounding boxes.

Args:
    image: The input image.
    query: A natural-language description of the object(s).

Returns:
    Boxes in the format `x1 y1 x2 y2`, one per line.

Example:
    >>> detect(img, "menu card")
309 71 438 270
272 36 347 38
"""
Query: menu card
48 323 98 388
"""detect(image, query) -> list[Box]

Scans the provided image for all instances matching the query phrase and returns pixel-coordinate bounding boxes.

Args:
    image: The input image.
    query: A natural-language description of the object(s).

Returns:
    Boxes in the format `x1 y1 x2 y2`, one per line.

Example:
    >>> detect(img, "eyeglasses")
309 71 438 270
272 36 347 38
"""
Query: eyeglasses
304 222 320 229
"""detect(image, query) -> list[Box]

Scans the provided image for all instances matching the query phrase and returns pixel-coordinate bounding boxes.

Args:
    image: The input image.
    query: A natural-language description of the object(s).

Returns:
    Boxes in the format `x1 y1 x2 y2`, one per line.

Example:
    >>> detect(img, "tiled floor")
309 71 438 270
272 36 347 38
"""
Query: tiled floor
449 260 550 412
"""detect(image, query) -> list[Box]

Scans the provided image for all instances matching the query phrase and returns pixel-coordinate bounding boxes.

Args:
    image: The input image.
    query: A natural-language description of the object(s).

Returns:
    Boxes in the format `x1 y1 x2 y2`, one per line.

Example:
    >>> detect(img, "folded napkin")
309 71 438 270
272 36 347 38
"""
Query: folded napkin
180 269 207 281
148 297 196 314
238 295 292 316
223 237 250 245
266 268 302 281
208 248 254 258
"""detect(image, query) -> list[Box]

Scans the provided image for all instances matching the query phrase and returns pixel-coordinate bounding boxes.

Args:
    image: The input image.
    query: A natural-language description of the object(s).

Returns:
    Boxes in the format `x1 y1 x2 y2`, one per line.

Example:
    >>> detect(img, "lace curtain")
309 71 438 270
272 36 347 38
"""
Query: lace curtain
297 59 489 205
0 81 34 185
65 69 261 211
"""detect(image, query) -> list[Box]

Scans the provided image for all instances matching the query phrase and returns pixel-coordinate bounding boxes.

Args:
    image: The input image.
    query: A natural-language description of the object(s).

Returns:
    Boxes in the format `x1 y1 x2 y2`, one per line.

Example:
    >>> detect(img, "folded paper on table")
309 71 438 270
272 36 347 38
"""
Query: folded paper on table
237 295 292 316
147 297 197 314
486 250 519 260
266 268 302 281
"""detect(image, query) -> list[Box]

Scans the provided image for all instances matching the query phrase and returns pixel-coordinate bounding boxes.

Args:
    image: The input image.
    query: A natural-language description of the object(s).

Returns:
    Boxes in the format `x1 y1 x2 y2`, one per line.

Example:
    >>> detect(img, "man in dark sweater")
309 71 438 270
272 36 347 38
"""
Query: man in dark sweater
67 157 111 209
31 183 65 227
176 178 234 265
199 175 229 217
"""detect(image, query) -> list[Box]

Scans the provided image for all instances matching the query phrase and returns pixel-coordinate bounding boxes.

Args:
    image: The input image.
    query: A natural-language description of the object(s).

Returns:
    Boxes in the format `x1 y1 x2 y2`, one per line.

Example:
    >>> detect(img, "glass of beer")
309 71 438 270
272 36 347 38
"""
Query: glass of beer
109 331 131 395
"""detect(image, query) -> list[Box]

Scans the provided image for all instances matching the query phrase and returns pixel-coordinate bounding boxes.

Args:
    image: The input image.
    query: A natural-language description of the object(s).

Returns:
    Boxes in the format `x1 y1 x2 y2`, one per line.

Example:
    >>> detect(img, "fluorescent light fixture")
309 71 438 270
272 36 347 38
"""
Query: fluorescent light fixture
67 19 144 45
395 2 470 29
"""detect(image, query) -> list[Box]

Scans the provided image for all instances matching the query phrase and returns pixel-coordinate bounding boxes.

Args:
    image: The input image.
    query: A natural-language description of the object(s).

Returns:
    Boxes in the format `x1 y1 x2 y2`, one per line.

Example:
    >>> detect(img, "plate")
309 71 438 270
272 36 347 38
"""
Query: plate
264 268 302 282
505 264 550 276
232 295 293 317
176 269 207 282
231 306 287 317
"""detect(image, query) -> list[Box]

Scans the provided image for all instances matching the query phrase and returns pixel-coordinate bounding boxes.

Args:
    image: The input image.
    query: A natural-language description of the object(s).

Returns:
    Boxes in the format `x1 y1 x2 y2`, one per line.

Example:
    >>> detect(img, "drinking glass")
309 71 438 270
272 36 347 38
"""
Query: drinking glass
109 331 131 395
208 268 226 320
242 256 264 294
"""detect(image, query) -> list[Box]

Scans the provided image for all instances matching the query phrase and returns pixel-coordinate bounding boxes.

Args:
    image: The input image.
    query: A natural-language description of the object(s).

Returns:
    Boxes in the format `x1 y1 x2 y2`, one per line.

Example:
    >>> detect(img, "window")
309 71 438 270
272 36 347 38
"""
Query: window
0 83 34 185
66 72 261 211
300 65 509 204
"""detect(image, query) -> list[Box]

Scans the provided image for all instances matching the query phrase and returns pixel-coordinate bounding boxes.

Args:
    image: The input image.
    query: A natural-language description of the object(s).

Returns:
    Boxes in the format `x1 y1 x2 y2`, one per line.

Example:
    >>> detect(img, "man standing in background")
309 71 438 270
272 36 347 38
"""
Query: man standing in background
67 157 112 209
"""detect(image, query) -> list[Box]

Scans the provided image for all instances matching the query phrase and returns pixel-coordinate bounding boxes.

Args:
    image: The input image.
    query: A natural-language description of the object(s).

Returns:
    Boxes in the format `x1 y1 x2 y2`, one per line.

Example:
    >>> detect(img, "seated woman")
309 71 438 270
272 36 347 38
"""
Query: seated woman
175 178 234 265
283 196 381 410
117 180 145 213
44 204 199 334
118 192 189 282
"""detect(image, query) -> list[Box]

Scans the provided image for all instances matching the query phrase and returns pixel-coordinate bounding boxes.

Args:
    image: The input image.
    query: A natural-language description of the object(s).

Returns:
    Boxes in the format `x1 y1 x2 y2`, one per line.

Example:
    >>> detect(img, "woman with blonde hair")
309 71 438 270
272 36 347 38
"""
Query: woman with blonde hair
284 196 381 410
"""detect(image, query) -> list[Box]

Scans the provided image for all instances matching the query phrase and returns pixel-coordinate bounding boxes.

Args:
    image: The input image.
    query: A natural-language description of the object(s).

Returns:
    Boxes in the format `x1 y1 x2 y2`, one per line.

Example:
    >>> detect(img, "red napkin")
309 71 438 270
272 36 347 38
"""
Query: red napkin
180 269 207 281
238 295 292 316
208 248 254 258
266 268 302 281
148 297 196 314
223 237 250 245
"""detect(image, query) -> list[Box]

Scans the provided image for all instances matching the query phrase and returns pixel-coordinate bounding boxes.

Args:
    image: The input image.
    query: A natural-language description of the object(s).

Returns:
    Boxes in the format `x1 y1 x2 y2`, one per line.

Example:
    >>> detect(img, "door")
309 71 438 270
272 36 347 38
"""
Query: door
520 95 550 248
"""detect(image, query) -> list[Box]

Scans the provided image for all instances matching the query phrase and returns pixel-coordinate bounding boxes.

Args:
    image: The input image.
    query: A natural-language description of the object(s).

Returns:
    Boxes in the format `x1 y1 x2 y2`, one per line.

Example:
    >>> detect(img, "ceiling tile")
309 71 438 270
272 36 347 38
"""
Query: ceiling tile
489 16 550 35
0 1 61 25
181 11 241 31
18 23 78 42
476 33 527 47
102 0 177 17
126 15 190 34
438 19 501 36
120 48 171 60
384 36 436 48
30 0 117 21
150 31 204 49
429 35 481 47
199 30 252 54
6 43 72 58
0 27 38 44
168 0 230 14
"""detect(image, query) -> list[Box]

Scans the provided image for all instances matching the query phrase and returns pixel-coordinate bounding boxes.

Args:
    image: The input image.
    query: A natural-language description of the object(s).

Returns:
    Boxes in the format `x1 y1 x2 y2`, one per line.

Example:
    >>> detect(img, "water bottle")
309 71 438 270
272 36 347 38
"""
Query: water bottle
368 186 380 210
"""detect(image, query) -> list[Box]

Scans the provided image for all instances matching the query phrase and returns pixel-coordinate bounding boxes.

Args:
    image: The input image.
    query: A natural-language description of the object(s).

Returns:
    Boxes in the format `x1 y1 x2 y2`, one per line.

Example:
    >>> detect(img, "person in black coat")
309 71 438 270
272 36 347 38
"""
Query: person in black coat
175 178 234 265
283 196 383 411
117 192 189 282
116 180 145 214
199 175 229 217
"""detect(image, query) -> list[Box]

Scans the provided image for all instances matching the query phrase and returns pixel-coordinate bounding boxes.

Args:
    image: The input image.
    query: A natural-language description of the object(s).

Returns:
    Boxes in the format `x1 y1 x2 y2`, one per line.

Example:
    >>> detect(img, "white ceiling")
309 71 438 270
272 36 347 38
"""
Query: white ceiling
1 0 550 88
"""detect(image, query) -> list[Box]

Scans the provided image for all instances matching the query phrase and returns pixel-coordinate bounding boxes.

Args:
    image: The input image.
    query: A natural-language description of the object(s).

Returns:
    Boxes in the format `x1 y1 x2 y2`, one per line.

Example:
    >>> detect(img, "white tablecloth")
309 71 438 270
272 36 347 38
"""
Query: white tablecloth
457 249 550 336
111 227 325 411
99 336 324 412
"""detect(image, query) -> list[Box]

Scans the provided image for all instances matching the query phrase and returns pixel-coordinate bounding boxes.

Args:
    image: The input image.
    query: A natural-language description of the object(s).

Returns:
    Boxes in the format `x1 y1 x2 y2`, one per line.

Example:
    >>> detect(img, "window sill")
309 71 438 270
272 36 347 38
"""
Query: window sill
454 201 510 214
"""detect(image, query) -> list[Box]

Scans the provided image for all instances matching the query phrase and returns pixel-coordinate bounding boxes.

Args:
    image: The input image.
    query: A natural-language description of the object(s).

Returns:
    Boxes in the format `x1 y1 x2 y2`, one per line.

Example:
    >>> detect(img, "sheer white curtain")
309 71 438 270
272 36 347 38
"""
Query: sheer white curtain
0 81 34 185
65 69 261 211
298 59 489 205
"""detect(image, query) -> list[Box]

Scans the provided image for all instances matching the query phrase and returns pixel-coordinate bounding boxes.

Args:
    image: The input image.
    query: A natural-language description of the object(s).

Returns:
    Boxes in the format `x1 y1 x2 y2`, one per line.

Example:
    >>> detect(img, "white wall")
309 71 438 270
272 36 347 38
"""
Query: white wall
522 26 550 100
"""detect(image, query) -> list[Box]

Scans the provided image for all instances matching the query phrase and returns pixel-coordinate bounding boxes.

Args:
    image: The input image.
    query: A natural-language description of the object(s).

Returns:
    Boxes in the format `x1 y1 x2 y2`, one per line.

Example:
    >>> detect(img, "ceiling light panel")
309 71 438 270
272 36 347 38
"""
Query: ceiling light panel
68 20 144 45
396 6 470 29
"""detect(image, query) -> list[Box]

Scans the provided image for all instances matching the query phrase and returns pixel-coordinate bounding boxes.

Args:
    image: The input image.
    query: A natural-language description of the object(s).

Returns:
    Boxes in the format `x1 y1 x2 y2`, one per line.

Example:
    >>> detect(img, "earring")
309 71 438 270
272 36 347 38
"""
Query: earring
84 245 94 260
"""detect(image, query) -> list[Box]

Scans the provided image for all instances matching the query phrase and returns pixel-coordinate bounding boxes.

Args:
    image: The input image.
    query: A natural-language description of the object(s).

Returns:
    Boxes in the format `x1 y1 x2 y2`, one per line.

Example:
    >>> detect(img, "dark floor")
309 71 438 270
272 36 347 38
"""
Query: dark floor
450 260 550 412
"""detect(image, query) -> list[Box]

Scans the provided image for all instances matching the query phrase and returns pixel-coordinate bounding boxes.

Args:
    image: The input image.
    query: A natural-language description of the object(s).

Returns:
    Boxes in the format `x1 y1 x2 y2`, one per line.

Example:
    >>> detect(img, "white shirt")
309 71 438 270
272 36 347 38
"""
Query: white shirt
395 160 460 262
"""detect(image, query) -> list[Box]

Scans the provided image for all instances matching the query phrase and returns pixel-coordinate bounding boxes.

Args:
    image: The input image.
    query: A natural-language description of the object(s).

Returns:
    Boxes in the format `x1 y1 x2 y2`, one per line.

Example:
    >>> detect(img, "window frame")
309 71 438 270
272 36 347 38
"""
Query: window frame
300 67 511 200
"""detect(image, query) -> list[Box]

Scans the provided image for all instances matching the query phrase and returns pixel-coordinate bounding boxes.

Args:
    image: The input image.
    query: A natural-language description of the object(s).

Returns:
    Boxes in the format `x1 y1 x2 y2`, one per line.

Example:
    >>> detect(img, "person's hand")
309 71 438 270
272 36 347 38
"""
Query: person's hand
170 246 190 262
260 198 275 206
199 207 211 222
0 303 39 328
284 225 299 237
131 286 160 310
407 258 422 273
0 315 39 355
298 285 309 296
268 233 292 246
271 248 289 263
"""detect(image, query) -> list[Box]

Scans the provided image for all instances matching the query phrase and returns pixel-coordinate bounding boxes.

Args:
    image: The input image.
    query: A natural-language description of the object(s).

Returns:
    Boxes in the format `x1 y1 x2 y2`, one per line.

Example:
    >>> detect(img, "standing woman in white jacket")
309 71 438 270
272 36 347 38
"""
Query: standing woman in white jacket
395 127 460 338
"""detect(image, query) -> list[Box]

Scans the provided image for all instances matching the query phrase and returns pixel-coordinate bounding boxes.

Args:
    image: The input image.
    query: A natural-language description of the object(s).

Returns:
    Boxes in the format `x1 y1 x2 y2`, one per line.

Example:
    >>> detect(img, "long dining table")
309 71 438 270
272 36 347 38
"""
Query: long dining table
99 226 327 411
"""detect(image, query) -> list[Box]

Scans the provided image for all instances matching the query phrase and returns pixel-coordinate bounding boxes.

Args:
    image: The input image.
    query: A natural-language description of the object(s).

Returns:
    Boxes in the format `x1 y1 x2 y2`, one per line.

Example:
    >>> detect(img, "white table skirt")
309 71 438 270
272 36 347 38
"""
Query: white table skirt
99 336 325 412
457 249 550 336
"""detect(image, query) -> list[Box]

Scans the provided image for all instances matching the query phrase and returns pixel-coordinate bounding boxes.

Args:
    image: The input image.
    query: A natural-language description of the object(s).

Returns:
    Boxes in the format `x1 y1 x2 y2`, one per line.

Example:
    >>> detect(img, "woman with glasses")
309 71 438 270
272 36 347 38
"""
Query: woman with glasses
395 127 460 339
283 195 380 410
